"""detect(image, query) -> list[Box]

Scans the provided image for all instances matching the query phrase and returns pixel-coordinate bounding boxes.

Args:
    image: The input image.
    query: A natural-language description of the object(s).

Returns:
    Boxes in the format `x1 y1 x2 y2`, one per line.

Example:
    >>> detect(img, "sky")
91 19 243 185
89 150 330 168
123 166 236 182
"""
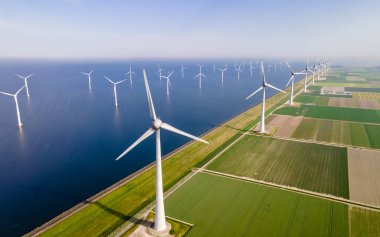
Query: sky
1 0 380 63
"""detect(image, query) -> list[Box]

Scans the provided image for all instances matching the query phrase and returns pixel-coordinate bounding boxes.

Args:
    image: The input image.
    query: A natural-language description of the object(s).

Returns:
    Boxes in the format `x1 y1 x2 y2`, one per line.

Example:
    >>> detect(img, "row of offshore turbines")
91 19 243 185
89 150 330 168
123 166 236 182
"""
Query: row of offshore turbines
0 60 330 129
1 59 330 234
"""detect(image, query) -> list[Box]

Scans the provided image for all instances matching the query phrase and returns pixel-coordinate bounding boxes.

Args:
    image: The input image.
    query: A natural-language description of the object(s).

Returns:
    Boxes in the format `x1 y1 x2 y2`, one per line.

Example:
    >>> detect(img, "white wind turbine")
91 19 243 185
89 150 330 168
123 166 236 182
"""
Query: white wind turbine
246 62 286 133
218 67 227 85
194 65 207 88
125 65 136 85
15 73 33 98
212 65 216 73
116 69 208 232
235 65 243 80
157 65 164 81
248 62 255 77
104 76 127 107
180 64 186 78
301 63 312 92
162 71 174 95
0 86 25 127
286 62 304 105
81 69 94 91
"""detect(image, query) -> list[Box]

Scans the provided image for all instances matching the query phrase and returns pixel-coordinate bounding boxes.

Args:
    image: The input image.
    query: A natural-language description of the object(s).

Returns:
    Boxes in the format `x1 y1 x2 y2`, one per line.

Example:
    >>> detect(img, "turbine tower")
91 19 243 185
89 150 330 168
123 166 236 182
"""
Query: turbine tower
212 65 216 73
301 63 312 92
161 71 174 95
218 67 227 85
116 69 208 232
0 86 25 127
246 62 286 133
15 73 33 97
194 65 207 88
104 76 127 107
81 69 94 91
286 62 304 106
125 65 136 85
180 64 186 78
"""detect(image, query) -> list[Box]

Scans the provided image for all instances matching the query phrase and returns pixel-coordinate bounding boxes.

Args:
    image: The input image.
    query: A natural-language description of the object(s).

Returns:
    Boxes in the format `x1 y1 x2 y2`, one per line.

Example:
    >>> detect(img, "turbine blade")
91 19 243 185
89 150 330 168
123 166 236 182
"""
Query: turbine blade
15 74 25 79
286 76 294 87
245 86 263 100
168 71 174 78
286 62 295 74
25 73 34 79
0 91 13 96
116 79 127 84
116 128 155 160
161 123 208 144
143 69 157 120
104 76 115 84
15 86 25 95
89 69 94 74
266 83 286 93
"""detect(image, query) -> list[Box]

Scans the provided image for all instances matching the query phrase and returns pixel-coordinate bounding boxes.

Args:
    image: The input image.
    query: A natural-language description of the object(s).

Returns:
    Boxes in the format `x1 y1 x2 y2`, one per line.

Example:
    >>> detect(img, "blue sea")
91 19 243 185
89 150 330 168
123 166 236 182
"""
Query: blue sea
0 59 305 236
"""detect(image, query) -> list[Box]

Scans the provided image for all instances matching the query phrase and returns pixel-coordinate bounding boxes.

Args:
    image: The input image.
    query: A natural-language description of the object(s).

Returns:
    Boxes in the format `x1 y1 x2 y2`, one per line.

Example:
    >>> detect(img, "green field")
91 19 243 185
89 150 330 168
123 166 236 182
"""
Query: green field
291 118 380 149
294 95 329 105
207 136 349 198
165 172 349 237
350 207 380 237
274 105 380 124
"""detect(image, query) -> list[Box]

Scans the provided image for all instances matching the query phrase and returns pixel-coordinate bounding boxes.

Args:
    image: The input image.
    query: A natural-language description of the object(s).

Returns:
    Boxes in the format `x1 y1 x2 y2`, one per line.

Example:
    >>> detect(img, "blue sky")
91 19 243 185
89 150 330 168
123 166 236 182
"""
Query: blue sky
1 0 380 62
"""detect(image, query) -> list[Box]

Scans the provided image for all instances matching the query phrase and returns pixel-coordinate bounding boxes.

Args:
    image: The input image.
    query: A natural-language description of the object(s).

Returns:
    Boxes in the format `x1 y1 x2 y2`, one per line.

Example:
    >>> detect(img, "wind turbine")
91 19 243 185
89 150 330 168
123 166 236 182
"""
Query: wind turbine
162 71 174 95
194 65 207 88
115 69 208 232
218 67 227 85
81 69 94 91
0 86 25 127
286 62 304 105
180 64 186 78
248 62 255 77
157 65 164 81
212 65 216 73
104 76 127 107
125 65 136 85
246 62 286 133
15 73 33 97
235 65 243 80
301 63 312 92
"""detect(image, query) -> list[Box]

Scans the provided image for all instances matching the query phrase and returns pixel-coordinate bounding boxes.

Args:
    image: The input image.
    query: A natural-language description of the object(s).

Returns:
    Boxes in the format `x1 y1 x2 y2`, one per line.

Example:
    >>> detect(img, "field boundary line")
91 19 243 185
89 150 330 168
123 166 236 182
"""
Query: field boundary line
199 169 380 212
245 132 380 152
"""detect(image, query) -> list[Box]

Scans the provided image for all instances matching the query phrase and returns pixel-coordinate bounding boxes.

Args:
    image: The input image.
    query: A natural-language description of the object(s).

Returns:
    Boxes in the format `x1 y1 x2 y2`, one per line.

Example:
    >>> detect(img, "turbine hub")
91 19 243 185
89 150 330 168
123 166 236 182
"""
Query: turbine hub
152 119 163 130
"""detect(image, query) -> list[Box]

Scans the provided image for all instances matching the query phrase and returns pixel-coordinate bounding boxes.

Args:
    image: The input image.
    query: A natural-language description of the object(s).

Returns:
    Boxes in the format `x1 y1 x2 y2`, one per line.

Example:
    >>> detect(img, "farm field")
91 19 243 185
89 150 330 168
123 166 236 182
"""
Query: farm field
266 115 380 149
350 207 380 237
353 92 380 100
294 95 329 106
347 148 380 207
294 95 380 109
206 135 349 198
274 105 380 124
165 172 349 237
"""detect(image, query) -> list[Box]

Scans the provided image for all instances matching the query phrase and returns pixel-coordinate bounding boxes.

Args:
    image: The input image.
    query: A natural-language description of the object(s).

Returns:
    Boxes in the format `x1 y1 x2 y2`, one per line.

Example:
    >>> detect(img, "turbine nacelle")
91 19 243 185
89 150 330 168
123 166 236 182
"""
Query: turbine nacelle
152 119 163 130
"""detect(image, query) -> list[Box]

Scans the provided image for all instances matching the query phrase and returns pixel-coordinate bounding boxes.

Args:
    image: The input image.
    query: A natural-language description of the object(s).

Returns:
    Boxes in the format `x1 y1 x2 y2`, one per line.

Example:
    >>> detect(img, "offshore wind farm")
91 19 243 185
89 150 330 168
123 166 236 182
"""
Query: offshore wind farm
1 1 380 237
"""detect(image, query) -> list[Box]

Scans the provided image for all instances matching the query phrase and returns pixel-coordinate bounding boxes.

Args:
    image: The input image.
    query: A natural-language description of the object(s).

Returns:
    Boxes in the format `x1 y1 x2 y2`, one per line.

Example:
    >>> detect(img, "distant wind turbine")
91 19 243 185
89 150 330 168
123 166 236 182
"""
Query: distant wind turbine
235 65 243 80
157 65 164 81
212 65 216 73
194 65 207 88
81 69 94 91
15 73 33 97
286 62 305 105
246 62 286 133
162 71 174 95
218 67 227 85
301 63 313 92
180 64 186 78
248 62 255 77
0 86 25 127
104 76 127 107
125 65 136 85
115 69 208 232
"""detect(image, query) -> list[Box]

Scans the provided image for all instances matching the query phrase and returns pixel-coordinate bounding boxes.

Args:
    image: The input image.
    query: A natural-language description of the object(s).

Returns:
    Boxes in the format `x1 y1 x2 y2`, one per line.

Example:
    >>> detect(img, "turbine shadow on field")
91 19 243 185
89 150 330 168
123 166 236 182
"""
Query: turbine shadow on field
84 200 150 227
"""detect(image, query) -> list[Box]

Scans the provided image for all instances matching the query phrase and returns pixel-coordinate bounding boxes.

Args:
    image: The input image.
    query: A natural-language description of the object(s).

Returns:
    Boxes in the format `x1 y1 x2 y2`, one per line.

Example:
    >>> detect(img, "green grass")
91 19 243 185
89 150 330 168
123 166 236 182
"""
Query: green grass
274 105 380 124
207 136 349 198
294 95 329 106
165 172 349 237
350 207 380 237
290 118 380 149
